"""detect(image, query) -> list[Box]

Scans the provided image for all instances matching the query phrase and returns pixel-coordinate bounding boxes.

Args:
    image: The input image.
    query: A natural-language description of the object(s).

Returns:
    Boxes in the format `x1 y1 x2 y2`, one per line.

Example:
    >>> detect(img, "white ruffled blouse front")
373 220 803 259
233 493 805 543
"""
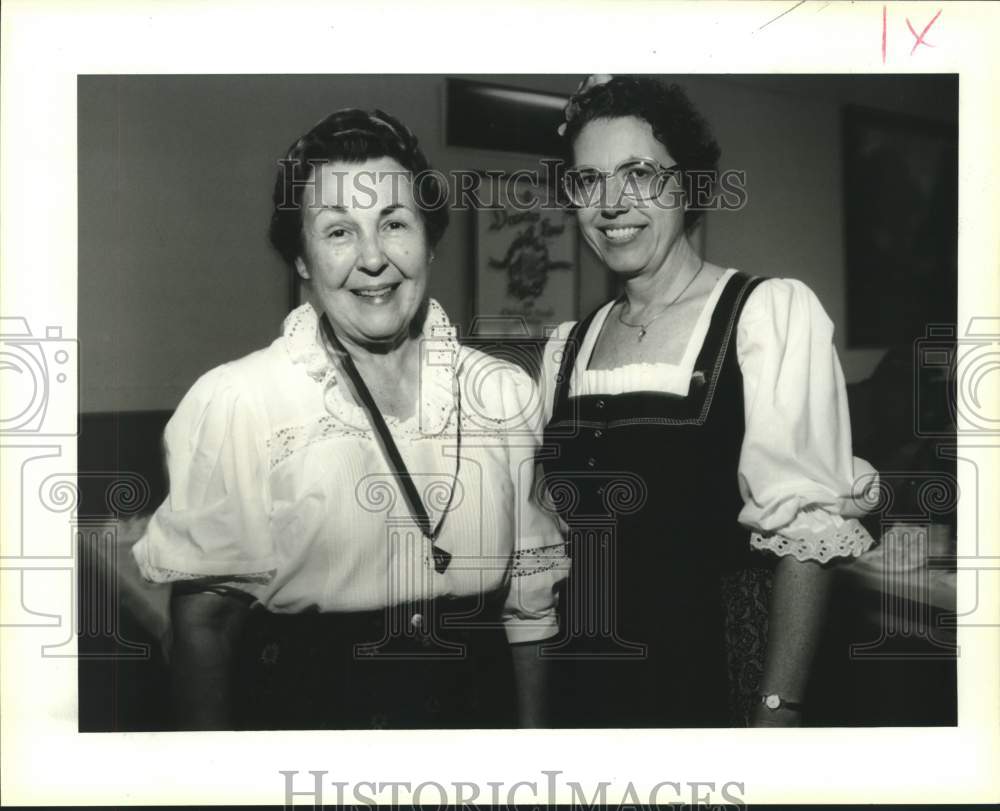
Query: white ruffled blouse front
540 269 878 563
133 299 567 643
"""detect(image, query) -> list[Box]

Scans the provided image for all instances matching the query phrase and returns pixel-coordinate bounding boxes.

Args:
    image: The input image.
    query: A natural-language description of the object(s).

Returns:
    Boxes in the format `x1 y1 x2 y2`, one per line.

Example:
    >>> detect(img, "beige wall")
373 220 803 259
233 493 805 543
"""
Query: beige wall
78 74 955 412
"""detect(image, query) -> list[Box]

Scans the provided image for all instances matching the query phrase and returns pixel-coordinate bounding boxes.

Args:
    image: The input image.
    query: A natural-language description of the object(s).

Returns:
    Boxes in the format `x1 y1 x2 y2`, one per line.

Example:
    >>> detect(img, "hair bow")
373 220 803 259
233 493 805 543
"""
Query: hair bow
557 74 614 137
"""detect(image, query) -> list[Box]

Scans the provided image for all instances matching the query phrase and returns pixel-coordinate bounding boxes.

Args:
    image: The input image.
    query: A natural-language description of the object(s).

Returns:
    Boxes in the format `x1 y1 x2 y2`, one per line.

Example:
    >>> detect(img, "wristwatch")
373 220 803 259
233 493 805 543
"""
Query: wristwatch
759 693 804 712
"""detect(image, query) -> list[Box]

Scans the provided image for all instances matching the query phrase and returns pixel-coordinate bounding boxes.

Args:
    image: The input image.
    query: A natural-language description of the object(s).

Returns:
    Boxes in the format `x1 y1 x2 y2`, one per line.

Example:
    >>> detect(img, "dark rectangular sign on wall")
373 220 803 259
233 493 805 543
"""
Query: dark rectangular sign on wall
446 77 567 157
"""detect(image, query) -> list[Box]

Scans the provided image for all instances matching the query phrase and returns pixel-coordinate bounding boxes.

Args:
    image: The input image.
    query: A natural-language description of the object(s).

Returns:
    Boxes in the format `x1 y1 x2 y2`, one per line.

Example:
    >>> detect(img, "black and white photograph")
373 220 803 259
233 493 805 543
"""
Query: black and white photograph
74 70 962 734
2 1 999 808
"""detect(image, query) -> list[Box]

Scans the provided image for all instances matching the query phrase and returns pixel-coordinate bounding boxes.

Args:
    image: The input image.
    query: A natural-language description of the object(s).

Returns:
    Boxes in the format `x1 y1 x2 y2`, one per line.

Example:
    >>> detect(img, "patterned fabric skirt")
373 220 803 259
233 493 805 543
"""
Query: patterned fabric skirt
721 566 774 726
234 592 516 730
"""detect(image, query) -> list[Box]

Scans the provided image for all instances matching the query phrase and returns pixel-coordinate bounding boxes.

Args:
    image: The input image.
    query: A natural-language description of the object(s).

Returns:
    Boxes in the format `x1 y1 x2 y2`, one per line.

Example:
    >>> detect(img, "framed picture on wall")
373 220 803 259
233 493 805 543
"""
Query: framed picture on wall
843 106 958 347
471 172 579 337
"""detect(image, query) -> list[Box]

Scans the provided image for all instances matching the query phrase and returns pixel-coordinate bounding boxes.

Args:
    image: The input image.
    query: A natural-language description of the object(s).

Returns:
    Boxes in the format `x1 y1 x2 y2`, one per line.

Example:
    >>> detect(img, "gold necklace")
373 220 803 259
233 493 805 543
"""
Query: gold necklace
617 260 706 341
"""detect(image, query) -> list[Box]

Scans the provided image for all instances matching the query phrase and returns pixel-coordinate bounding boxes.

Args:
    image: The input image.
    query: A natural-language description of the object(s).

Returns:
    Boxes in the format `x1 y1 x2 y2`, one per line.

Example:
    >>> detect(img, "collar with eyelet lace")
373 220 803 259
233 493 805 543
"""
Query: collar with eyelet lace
282 298 459 435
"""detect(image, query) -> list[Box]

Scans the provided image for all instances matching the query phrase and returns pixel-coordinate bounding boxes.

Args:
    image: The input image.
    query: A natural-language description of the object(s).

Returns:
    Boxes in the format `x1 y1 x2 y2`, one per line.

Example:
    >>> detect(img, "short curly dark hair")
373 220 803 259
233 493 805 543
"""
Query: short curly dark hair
268 108 449 269
561 77 721 232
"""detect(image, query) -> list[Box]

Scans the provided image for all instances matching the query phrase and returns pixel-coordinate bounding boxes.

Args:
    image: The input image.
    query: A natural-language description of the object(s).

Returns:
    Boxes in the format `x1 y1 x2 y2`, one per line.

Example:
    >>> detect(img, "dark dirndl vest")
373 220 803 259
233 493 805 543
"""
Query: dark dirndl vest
539 271 770 727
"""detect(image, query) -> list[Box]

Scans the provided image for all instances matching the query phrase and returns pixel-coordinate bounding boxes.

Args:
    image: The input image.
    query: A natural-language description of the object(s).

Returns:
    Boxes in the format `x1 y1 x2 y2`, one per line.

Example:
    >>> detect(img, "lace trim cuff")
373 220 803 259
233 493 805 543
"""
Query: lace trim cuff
750 517 874 563
137 560 274 586
512 542 569 578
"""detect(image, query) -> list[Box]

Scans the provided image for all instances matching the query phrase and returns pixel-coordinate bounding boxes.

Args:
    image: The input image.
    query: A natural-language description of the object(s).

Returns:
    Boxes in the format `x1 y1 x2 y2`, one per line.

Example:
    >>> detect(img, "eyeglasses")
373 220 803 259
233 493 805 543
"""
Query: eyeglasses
562 157 681 207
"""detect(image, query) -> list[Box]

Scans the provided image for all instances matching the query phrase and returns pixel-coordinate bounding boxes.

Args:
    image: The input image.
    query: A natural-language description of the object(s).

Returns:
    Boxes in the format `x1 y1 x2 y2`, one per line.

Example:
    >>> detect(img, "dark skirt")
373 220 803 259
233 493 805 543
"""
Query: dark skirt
235 592 516 730
545 565 732 728
545 566 773 728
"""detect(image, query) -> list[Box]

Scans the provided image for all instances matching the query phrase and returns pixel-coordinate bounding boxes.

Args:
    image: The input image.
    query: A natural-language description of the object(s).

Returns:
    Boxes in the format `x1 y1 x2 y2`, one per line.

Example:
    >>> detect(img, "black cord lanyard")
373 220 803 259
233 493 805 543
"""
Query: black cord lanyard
319 313 459 574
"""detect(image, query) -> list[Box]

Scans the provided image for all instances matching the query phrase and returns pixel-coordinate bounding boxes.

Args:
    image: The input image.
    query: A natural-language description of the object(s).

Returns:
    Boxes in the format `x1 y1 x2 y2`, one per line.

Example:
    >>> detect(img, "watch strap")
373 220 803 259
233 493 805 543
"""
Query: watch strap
760 693 804 712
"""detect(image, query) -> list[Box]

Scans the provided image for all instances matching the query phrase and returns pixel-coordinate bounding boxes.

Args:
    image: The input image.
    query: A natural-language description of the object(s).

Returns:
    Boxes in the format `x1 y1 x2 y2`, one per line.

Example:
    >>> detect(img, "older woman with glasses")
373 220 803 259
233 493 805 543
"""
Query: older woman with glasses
538 76 877 727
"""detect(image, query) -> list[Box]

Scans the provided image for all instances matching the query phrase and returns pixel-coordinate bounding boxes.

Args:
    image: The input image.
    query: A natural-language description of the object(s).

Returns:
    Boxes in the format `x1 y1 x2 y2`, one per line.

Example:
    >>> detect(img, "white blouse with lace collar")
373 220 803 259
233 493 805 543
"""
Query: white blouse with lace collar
133 299 566 643
540 270 879 563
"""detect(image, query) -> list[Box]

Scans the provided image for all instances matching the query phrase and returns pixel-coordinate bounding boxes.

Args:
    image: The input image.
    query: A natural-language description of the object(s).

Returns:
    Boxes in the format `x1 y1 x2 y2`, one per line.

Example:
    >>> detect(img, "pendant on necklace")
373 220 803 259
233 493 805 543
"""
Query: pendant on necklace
638 327 647 341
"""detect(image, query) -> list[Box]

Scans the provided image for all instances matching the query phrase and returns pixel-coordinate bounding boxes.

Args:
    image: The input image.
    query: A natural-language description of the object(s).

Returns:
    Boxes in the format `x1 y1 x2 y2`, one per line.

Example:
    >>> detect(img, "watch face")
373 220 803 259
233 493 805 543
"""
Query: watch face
764 694 781 710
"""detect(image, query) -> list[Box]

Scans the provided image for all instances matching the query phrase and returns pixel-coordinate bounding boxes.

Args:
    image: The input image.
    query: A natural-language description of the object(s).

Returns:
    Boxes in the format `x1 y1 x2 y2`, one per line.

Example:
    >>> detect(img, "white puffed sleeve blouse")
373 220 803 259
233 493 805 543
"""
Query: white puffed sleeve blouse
133 300 567 643
540 269 878 563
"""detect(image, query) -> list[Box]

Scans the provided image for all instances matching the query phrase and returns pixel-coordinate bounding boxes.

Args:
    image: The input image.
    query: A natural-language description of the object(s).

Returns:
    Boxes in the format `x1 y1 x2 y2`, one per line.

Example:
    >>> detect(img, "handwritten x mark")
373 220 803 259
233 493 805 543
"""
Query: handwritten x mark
907 8 942 56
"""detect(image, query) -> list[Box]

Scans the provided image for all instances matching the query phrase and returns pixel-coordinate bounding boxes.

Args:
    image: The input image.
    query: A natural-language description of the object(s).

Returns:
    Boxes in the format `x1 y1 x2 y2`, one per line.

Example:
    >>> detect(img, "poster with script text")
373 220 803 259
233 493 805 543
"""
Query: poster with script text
473 176 578 336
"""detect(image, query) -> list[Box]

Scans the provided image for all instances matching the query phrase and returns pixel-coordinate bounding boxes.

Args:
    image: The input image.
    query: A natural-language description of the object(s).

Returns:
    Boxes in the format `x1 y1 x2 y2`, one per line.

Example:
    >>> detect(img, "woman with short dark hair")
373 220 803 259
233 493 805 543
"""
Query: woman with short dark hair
134 108 566 730
541 76 877 727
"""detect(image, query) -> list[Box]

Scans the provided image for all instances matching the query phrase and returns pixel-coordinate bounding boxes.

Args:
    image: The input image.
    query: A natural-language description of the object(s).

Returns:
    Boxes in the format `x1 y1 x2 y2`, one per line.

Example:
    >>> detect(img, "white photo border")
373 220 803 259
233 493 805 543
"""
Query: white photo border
2 0 998 805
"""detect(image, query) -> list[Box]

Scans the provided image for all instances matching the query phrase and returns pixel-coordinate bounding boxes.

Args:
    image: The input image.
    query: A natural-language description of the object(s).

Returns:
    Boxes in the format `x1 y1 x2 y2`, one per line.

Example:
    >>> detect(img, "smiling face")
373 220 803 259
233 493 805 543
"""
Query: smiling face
295 157 431 351
571 116 686 281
